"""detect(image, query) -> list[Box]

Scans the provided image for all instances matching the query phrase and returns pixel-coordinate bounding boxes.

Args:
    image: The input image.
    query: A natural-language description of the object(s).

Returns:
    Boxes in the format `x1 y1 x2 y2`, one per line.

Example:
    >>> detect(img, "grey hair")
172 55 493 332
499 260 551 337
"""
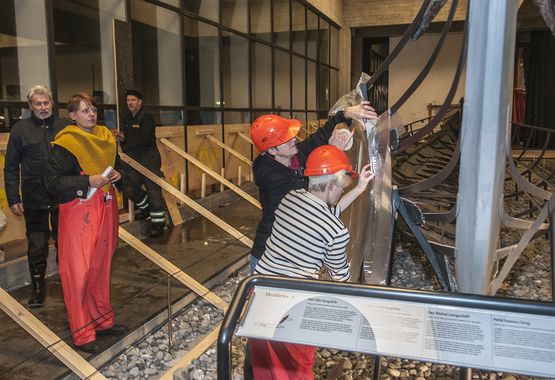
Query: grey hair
308 170 353 192
27 85 52 103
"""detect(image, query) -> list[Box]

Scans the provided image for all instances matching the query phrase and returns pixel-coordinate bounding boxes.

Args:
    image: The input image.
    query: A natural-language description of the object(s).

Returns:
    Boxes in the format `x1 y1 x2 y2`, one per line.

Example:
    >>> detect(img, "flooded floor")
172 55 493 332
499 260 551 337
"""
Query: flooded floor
0 198 260 380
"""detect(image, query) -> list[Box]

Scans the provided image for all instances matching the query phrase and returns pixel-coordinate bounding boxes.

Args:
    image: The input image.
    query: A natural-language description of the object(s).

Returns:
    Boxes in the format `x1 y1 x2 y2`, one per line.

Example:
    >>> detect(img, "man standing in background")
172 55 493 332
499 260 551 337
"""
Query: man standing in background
115 89 166 237
4 85 70 308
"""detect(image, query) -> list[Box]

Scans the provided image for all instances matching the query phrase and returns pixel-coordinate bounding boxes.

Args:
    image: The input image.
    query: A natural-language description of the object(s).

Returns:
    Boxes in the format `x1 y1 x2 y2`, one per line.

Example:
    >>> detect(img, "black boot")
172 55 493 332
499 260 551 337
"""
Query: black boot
28 268 46 308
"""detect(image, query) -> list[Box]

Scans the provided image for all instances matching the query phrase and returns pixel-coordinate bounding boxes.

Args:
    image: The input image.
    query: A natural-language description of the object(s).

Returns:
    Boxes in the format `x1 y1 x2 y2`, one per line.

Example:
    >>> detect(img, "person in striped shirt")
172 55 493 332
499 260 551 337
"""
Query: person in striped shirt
250 145 374 380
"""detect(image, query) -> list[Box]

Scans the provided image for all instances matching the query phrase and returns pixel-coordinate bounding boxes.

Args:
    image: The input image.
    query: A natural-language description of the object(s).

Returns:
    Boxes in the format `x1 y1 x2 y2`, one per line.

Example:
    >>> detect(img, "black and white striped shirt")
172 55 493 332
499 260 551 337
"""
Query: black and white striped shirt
254 189 351 282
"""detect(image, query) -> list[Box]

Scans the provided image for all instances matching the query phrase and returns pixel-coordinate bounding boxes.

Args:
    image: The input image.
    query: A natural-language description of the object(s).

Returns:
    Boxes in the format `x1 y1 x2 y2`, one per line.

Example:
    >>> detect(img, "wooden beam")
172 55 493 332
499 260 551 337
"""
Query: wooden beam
119 153 254 248
0 288 106 380
160 138 261 209
204 134 253 166
157 145 185 226
118 228 228 311
237 131 253 145
158 322 221 380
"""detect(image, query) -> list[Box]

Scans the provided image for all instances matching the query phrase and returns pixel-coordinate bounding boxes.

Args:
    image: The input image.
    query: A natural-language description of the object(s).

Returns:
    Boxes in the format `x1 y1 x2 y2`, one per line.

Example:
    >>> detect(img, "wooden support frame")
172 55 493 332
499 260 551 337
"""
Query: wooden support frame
118 228 228 311
203 134 253 166
160 139 261 209
0 288 106 379
237 131 253 145
120 153 254 248
159 322 221 380
157 145 185 226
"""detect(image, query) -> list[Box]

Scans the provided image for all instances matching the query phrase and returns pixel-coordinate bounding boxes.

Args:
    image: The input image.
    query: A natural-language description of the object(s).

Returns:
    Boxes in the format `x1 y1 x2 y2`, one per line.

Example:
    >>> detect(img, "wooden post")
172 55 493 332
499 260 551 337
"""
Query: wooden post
180 173 186 194
0 288 106 379
238 165 242 186
157 142 185 226
128 200 135 222
201 173 206 198
220 168 225 192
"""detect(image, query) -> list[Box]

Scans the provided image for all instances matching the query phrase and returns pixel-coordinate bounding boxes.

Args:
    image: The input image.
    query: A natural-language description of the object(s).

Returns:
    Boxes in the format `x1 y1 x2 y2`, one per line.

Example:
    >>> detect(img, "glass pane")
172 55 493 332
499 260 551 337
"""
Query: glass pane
318 65 329 112
250 0 271 42
319 19 329 64
292 55 305 110
0 0 49 102
131 1 183 106
307 60 316 110
53 0 125 108
186 110 221 125
221 0 248 33
183 0 219 23
0 105 25 132
224 111 250 124
159 0 179 7
330 26 339 67
306 9 318 60
273 0 290 49
184 17 220 108
291 1 305 55
252 43 272 109
222 31 249 108
274 49 290 110
146 108 184 126
330 68 339 106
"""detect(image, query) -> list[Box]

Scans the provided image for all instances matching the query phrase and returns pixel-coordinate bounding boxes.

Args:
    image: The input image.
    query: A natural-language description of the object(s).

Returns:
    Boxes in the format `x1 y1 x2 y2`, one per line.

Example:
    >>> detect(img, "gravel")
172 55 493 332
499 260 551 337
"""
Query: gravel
101 180 553 380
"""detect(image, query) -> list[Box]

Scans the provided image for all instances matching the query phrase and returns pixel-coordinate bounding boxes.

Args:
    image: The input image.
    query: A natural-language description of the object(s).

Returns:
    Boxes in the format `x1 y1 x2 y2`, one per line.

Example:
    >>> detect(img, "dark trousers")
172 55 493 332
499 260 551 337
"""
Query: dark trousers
23 208 59 273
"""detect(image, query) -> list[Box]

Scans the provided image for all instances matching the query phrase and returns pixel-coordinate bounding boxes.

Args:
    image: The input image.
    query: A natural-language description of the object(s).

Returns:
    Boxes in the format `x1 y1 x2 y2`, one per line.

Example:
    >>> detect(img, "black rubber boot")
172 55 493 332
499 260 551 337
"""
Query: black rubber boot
149 222 165 238
28 267 46 308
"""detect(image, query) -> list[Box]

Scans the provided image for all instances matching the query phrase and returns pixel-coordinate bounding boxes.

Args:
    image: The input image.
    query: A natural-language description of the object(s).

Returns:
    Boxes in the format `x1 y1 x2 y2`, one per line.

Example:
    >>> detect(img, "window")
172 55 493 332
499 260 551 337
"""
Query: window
252 43 272 108
131 0 182 106
184 17 220 108
222 31 249 108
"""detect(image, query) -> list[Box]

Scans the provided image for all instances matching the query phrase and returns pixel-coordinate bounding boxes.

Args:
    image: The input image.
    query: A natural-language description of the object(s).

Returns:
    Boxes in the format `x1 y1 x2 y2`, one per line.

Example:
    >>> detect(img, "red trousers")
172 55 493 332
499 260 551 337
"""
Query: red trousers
250 339 316 380
58 187 118 346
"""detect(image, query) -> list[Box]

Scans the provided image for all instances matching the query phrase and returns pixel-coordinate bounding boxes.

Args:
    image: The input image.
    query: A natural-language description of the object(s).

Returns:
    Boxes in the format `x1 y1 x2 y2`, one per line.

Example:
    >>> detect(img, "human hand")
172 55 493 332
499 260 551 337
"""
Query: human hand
329 128 354 151
106 169 122 183
344 101 378 124
89 174 111 188
113 130 125 142
356 164 375 190
10 203 24 216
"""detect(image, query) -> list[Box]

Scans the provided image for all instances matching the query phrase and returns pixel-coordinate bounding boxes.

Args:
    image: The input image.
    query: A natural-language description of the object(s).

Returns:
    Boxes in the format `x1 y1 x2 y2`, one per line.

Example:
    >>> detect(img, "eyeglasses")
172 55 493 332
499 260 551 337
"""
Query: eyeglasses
31 101 52 107
78 107 97 115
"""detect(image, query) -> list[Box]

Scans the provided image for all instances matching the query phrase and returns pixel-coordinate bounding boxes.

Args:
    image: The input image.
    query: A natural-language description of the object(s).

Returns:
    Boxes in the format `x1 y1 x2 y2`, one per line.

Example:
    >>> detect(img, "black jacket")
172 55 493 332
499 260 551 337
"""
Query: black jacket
4 114 71 209
45 144 125 205
251 112 351 259
120 109 161 172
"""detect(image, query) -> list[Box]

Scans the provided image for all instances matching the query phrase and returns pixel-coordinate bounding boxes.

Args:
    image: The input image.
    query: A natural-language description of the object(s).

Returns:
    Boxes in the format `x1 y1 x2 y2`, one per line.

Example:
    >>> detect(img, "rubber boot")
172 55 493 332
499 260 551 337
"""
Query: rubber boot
149 221 165 238
28 267 46 308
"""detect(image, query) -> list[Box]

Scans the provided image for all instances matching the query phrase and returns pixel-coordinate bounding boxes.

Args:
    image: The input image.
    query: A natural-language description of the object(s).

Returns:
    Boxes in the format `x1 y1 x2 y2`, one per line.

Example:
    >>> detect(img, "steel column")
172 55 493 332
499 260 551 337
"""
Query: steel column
455 0 518 293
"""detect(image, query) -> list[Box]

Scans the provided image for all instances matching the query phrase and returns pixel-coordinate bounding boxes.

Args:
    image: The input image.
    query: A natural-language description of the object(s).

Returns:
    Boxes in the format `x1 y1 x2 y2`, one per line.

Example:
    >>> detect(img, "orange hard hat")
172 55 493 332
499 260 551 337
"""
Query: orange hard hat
304 145 358 177
250 114 301 152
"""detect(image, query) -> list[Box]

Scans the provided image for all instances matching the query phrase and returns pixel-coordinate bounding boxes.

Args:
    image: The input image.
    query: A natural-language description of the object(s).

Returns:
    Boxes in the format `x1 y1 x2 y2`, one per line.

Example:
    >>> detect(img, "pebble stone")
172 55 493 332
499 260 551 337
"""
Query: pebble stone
101 182 552 379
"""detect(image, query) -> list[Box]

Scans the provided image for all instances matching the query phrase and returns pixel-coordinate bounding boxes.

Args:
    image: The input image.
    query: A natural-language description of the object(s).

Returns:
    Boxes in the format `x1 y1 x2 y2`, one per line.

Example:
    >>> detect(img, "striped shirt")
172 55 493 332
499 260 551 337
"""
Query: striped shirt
254 189 351 282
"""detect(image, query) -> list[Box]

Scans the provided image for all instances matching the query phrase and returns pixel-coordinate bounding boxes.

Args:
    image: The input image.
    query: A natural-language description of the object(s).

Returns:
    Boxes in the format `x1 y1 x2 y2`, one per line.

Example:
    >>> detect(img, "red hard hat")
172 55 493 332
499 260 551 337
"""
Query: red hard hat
250 114 301 152
304 145 358 177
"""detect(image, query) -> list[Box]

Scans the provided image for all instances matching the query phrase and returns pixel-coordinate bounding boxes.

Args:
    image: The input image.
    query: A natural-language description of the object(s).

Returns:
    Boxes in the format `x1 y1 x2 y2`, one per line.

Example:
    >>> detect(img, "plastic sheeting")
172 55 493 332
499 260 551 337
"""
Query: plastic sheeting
330 73 403 285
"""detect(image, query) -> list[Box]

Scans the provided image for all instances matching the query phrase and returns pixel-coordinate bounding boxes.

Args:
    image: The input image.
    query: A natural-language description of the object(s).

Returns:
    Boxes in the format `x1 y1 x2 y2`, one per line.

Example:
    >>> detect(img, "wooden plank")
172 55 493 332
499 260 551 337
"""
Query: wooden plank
204 134 253 166
160 139 261 209
237 131 253 145
512 150 555 159
157 144 184 226
0 288 106 380
159 322 221 380
119 153 254 248
118 228 228 311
